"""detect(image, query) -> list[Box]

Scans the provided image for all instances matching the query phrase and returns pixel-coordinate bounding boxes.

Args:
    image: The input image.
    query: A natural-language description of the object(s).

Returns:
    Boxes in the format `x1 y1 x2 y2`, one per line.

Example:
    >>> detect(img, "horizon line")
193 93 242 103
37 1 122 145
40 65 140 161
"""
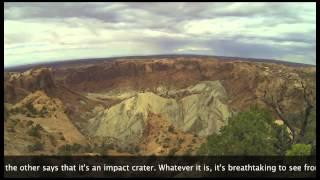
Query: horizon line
4 53 316 69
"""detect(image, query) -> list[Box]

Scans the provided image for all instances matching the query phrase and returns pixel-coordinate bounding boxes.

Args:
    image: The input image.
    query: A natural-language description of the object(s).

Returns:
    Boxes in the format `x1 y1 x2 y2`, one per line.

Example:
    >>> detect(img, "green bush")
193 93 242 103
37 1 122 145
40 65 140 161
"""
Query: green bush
286 144 312 156
273 125 291 155
28 141 44 152
197 107 278 156
298 109 316 144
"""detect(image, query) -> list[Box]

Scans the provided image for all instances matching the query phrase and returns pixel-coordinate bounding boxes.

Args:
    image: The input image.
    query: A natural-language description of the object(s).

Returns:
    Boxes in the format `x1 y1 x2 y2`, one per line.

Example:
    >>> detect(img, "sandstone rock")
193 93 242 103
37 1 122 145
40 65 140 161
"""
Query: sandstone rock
4 68 56 103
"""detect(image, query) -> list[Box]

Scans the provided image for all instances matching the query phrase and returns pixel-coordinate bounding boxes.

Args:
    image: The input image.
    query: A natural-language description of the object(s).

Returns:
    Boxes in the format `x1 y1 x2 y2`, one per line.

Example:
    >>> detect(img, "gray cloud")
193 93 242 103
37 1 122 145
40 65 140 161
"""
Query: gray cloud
4 2 316 67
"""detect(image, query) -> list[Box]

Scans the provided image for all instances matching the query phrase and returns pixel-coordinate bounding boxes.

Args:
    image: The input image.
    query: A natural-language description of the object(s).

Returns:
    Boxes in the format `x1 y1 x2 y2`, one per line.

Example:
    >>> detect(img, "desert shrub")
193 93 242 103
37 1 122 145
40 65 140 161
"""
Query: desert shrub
26 113 32 117
184 148 193 156
9 108 15 114
83 144 94 153
11 119 19 127
124 145 140 154
48 135 57 146
168 148 178 156
164 137 170 143
58 143 83 155
26 103 37 114
60 135 66 141
26 120 34 127
177 138 184 145
10 107 20 114
28 141 44 152
168 125 174 133
71 143 82 152
40 106 49 117
163 144 169 148
95 142 117 155
27 124 42 138
41 106 48 115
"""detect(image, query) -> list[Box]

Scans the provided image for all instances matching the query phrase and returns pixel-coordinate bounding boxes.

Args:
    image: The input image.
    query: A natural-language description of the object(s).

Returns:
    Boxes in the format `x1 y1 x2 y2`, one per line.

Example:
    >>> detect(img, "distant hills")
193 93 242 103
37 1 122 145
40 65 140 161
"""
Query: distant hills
4 54 315 72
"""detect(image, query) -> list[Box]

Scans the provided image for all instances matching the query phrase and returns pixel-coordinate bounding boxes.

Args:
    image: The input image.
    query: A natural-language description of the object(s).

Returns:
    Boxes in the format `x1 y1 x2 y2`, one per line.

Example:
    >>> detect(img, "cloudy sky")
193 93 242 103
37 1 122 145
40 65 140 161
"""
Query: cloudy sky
4 2 316 67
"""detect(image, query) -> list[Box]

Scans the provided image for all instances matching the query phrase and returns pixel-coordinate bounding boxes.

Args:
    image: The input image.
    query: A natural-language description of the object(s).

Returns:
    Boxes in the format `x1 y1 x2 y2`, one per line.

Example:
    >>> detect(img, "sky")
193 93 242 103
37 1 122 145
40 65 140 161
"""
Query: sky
4 2 316 67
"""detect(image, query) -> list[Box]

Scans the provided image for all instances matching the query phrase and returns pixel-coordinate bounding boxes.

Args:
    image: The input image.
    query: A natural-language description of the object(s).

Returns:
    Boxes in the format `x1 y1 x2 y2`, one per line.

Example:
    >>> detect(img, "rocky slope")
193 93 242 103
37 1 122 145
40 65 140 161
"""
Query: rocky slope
4 68 56 103
138 113 204 156
5 91 87 155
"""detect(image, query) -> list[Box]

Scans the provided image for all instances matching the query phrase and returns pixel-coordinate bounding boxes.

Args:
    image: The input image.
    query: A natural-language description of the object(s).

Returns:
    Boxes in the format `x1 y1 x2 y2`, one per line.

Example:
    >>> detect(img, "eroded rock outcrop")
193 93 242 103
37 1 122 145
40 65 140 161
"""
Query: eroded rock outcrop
4 68 56 103
178 81 230 136
88 80 231 144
